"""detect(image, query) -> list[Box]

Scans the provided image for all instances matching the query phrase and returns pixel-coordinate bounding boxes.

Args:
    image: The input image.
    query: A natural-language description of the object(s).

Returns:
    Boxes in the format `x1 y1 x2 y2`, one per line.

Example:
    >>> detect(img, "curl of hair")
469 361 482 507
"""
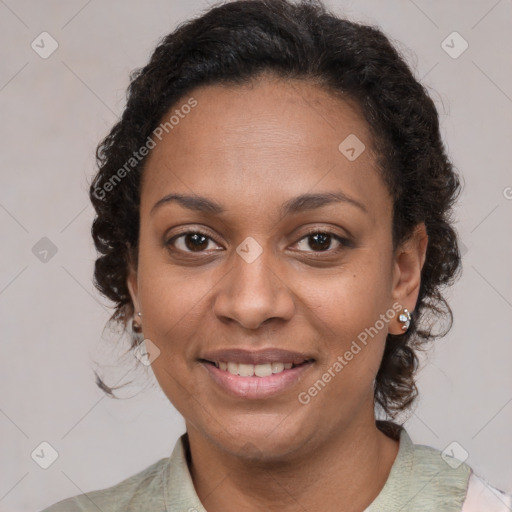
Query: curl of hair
89 0 462 418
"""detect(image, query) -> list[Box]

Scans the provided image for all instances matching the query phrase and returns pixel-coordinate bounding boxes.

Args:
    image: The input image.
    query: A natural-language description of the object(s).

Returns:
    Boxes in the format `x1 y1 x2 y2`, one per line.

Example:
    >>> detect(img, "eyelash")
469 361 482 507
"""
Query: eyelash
165 228 350 256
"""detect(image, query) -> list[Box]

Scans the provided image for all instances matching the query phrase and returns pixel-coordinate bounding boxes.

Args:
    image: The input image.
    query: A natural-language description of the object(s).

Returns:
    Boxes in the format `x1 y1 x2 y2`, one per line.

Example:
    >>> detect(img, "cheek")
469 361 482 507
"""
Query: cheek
134 247 217 386
138 264 207 414
297 262 392 381
300 262 391 333
137 232 219 335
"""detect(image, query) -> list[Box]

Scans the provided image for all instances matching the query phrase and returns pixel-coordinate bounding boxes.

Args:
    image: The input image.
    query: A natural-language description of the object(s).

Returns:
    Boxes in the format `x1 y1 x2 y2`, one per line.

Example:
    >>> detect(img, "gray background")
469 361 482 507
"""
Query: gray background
0 1 511 510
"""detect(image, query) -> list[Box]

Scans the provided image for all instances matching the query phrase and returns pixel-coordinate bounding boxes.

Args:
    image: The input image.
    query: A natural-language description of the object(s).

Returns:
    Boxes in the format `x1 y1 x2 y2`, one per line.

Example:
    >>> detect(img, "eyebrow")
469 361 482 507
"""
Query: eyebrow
150 191 367 217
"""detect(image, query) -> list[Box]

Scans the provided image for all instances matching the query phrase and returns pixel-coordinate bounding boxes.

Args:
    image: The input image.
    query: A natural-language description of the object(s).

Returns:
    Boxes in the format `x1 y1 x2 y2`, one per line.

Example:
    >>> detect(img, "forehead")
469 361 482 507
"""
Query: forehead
140 76 390 222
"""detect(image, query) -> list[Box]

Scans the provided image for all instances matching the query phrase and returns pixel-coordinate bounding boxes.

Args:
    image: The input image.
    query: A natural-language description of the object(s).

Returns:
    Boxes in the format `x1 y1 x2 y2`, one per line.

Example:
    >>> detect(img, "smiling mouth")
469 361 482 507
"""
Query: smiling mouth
200 359 315 377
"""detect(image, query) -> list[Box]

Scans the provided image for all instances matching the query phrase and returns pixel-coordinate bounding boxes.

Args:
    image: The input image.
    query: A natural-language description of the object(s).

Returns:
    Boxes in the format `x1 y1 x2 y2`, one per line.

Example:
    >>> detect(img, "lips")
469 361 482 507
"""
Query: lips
199 348 314 366
198 348 316 398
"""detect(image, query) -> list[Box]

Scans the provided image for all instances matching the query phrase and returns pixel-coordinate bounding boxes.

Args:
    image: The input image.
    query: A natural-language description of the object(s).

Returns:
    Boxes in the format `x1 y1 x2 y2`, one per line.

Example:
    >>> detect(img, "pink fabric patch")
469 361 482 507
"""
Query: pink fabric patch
462 472 512 511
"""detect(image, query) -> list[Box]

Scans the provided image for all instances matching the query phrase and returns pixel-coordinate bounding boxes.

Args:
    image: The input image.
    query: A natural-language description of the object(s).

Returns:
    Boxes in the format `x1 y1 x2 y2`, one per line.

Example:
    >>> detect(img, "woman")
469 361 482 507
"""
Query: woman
42 0 511 510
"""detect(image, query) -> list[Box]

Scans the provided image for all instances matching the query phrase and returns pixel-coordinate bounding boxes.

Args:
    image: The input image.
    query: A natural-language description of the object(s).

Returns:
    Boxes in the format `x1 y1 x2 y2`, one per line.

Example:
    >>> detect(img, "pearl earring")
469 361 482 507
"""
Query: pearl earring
132 311 143 333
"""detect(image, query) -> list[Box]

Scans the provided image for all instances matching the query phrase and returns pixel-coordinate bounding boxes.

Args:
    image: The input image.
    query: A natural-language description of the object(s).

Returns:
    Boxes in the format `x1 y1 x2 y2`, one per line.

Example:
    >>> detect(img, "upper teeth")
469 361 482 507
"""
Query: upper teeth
215 361 294 377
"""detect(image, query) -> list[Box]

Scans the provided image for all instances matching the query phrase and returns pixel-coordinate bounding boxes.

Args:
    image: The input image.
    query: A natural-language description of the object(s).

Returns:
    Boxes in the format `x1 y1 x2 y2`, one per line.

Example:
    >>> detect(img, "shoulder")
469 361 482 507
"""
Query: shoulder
461 472 512 512
408 439 472 508
40 457 169 512
408 436 512 511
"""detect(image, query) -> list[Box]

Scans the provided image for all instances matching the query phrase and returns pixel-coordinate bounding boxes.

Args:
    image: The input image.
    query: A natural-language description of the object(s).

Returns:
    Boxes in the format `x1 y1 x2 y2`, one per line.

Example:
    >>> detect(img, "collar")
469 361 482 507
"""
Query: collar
162 423 470 511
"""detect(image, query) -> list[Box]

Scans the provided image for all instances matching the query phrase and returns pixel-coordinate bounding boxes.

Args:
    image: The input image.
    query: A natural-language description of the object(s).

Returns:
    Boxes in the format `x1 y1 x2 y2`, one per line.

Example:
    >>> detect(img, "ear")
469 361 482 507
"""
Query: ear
126 245 141 315
389 222 428 335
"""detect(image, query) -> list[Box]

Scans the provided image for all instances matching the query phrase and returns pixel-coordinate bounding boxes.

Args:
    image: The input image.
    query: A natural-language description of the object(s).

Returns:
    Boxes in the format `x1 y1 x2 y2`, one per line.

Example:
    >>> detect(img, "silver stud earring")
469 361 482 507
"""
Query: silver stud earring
398 308 411 331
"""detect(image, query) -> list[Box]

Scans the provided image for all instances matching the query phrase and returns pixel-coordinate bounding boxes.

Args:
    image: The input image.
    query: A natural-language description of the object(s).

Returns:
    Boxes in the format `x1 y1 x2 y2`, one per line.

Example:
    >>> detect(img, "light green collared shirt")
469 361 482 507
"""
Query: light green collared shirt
41 422 508 511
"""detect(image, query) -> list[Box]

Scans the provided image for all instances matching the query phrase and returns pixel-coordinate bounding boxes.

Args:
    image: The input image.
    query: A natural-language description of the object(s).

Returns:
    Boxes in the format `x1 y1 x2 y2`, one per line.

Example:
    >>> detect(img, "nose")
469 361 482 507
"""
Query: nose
213 247 295 330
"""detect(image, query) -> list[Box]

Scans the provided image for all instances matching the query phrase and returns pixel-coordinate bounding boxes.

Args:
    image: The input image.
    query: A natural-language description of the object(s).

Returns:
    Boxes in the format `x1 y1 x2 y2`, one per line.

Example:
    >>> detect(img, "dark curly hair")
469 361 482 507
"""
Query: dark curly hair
89 0 462 419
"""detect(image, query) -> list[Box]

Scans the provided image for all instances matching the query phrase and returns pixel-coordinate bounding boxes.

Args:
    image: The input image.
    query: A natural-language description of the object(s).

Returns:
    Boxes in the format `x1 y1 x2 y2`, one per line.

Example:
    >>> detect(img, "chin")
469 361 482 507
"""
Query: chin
207 418 311 462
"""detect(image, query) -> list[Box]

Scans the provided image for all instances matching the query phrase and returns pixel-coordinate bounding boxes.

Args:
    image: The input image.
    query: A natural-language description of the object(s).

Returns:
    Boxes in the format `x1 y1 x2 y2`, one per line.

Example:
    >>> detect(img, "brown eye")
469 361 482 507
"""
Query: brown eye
295 231 347 253
307 232 331 251
167 231 220 253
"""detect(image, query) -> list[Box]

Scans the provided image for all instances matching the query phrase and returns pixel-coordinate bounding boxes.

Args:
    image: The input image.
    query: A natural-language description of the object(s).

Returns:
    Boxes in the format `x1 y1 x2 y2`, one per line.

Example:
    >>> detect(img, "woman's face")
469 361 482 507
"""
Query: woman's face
127 75 426 459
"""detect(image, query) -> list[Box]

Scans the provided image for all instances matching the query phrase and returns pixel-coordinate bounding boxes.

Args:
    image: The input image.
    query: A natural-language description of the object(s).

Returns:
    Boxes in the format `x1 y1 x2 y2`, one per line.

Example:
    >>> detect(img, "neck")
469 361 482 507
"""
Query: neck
185 413 400 512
